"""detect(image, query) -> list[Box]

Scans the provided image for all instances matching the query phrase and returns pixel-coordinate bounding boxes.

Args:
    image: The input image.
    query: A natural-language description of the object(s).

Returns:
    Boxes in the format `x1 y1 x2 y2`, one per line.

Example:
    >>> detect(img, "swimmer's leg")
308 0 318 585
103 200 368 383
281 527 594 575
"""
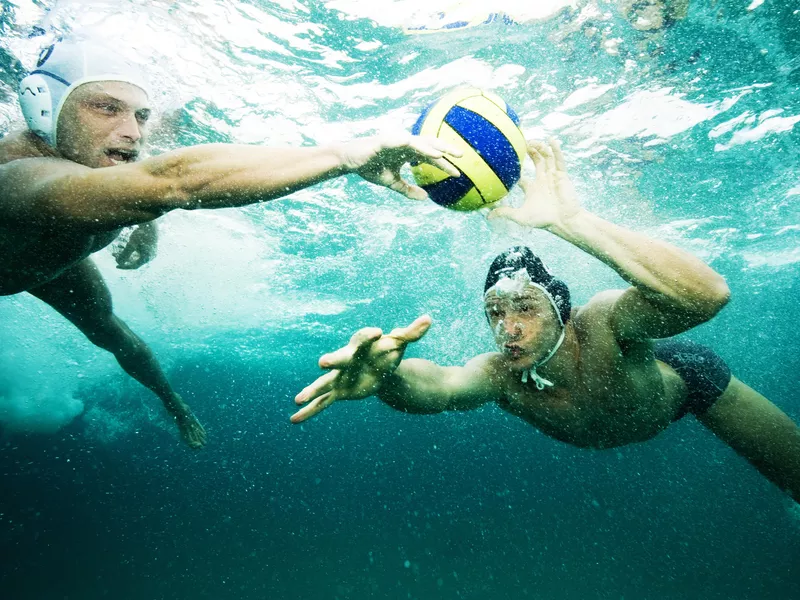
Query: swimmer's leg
28 259 207 449
696 377 800 504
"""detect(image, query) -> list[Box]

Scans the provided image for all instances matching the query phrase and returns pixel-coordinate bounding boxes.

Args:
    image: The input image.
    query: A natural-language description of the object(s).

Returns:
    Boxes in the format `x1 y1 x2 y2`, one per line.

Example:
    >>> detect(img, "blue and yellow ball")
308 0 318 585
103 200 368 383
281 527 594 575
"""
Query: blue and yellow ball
411 88 526 211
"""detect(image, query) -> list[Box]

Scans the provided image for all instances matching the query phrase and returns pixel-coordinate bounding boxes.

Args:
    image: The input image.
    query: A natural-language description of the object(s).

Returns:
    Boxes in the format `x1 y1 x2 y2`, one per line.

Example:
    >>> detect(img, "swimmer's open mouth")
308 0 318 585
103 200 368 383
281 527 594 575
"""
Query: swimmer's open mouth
105 149 138 164
505 344 524 358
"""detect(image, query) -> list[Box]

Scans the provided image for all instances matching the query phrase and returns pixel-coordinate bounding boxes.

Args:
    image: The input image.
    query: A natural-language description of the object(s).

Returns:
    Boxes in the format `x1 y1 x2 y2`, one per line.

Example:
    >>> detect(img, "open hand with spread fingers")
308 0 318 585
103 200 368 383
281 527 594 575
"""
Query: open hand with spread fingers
291 315 433 423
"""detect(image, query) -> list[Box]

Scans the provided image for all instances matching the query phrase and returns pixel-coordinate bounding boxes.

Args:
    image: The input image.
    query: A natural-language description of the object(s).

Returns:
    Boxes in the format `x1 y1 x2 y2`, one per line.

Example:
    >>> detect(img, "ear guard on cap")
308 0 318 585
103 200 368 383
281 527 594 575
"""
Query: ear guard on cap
19 73 55 145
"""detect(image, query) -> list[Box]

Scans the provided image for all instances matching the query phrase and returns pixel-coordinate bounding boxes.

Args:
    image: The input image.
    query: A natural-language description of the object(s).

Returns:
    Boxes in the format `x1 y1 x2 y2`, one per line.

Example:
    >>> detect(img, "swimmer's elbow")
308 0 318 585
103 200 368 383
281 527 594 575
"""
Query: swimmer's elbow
708 275 731 311
696 276 731 320
714 279 732 310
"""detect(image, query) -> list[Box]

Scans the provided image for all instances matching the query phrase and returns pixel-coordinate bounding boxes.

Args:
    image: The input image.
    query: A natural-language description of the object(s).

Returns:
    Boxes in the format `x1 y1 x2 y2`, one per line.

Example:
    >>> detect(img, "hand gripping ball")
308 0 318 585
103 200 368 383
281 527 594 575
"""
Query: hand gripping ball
411 88 526 211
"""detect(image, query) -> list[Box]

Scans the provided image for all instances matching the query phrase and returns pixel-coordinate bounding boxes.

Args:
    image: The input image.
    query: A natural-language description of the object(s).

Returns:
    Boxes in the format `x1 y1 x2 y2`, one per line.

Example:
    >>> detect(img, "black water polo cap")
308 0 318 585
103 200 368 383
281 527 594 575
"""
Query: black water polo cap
484 246 572 324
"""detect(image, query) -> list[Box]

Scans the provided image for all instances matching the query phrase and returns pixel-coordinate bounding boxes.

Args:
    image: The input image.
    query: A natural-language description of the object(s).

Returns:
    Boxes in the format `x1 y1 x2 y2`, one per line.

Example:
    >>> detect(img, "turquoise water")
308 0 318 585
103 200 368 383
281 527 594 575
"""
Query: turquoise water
1 1 799 598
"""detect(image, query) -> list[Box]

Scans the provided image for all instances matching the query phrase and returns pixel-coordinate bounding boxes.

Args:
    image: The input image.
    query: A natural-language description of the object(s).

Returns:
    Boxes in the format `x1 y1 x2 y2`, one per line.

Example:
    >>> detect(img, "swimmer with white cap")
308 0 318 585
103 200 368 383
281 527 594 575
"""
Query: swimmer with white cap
0 38 462 450
293 139 800 505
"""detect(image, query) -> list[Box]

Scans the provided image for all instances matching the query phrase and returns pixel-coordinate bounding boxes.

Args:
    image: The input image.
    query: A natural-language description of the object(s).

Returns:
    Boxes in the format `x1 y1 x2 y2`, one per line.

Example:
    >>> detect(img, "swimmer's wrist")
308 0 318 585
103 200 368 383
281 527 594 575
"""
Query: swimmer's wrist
330 142 359 175
544 209 593 240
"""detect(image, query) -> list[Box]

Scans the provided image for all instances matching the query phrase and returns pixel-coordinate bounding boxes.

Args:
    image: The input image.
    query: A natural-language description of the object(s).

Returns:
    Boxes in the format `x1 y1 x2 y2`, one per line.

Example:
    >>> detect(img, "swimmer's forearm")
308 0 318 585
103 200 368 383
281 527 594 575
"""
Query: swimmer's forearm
140 143 350 211
378 358 494 414
378 359 455 414
549 211 730 315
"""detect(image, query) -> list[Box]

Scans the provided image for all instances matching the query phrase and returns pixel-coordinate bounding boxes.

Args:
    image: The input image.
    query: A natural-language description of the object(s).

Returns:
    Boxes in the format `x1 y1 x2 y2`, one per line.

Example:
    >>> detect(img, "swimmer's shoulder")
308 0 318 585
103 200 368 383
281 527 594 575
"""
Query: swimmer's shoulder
573 289 627 326
458 351 506 380
573 290 655 358
0 129 41 164
469 351 515 389
0 129 72 168
0 132 87 204
570 290 628 347
469 351 504 369
0 133 88 233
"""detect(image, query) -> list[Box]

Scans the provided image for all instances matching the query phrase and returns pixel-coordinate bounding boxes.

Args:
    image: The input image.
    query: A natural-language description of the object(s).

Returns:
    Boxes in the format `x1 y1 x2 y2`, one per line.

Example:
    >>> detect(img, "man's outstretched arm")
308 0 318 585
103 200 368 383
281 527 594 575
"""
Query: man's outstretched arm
547 208 730 341
0 135 460 231
378 355 501 415
291 316 501 423
490 139 730 341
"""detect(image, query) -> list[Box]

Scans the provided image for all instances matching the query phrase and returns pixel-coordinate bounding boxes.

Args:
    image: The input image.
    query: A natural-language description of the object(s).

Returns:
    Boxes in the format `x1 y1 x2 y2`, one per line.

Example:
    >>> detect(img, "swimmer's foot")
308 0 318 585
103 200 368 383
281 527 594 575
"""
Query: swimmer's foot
167 394 207 449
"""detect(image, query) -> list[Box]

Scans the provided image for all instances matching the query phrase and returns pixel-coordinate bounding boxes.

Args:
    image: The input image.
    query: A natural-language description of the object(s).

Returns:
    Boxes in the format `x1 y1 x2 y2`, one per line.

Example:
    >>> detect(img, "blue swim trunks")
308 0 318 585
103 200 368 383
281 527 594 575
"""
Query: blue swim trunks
654 338 732 419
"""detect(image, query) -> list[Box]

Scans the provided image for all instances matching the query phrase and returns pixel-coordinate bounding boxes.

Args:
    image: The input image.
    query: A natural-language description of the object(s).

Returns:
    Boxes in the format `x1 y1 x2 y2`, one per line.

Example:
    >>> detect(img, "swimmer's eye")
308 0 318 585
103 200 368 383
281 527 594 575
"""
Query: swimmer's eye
511 302 533 314
514 303 546 317
135 109 151 125
91 102 122 115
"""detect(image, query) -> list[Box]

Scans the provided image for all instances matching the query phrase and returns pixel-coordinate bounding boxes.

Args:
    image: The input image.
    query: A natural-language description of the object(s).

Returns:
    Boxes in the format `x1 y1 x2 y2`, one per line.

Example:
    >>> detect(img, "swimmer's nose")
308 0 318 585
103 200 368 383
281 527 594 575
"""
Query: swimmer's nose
502 319 522 339
117 111 143 143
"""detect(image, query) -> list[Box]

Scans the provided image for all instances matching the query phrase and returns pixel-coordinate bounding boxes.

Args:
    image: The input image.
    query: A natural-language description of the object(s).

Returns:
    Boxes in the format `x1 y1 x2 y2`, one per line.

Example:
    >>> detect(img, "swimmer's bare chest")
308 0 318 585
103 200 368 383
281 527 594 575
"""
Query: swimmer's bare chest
498 337 685 449
0 223 119 295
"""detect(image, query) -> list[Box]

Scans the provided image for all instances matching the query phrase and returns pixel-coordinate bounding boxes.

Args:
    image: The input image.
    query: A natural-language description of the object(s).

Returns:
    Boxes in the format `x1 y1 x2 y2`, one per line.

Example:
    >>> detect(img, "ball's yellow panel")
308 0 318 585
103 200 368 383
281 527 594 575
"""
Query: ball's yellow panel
415 88 484 137
480 90 508 111
410 162 450 186
509 130 527 166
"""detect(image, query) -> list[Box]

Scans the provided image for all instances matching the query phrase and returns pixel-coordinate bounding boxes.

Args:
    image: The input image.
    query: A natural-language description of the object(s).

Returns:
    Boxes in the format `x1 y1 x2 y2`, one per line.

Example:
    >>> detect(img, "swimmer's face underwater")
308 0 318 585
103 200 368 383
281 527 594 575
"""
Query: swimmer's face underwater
56 81 151 169
484 275 564 371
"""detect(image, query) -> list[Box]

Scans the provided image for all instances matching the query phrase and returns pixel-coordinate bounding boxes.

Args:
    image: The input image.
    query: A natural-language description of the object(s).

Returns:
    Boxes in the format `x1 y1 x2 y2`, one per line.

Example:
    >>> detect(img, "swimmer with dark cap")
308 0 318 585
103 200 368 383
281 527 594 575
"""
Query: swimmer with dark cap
293 139 800 504
0 40 461 449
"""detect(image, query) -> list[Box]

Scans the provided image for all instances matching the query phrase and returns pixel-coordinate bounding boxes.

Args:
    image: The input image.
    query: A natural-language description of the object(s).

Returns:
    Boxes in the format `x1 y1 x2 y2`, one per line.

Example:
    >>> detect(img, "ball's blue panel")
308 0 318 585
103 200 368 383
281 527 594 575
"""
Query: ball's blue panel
458 94 526 177
436 121 507 201
506 103 521 127
444 106 521 190
422 171 479 207
411 101 435 136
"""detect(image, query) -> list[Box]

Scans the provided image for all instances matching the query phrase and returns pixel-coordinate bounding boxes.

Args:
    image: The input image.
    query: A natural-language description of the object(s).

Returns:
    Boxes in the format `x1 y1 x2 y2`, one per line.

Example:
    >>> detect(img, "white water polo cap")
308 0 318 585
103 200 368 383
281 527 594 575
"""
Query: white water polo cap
18 40 151 147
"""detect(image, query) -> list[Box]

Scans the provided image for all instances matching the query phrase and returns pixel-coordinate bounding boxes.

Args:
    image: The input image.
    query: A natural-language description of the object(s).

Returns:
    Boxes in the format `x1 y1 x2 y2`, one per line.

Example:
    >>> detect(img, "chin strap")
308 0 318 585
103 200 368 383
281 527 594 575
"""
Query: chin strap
521 326 565 390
